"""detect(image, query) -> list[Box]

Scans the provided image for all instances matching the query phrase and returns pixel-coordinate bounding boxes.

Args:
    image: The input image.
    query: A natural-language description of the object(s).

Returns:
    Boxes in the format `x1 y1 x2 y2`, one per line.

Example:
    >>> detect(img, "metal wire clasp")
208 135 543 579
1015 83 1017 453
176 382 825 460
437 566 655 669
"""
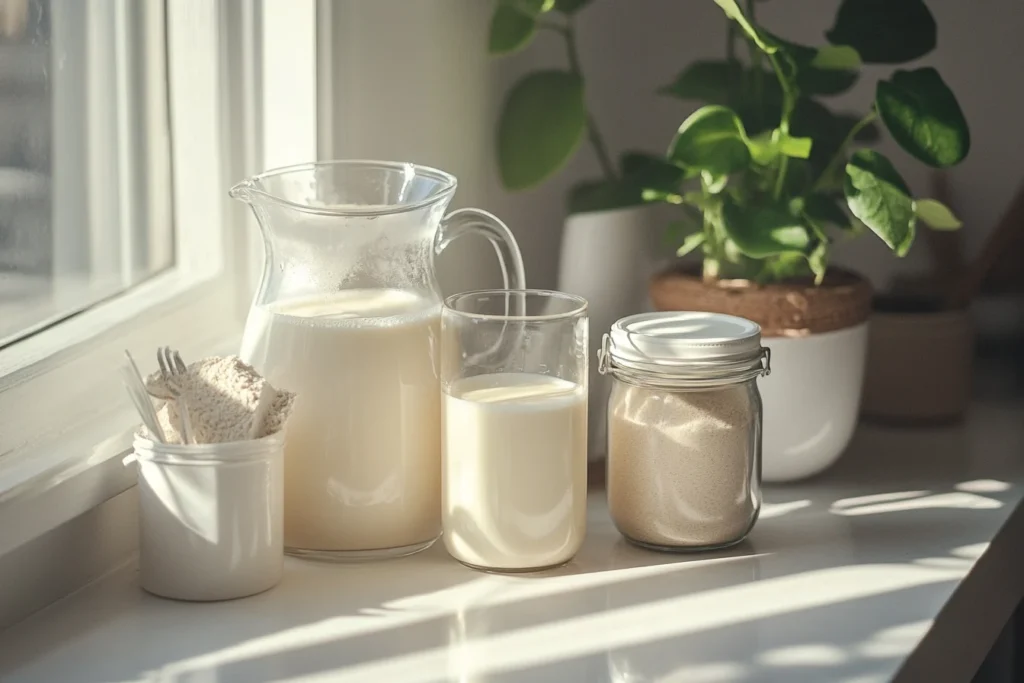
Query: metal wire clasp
760 347 772 377
597 333 612 376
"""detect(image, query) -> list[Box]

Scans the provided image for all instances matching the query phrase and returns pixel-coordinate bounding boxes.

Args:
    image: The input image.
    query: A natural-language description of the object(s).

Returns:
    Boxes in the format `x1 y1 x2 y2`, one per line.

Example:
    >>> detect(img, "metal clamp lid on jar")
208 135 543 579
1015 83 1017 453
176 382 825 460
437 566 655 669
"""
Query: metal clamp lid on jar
598 311 771 387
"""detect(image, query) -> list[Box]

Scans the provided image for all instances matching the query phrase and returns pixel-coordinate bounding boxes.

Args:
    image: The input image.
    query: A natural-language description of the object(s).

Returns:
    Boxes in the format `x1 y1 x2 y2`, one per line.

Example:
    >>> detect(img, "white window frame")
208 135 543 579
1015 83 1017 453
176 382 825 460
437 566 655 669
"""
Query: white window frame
0 0 318 556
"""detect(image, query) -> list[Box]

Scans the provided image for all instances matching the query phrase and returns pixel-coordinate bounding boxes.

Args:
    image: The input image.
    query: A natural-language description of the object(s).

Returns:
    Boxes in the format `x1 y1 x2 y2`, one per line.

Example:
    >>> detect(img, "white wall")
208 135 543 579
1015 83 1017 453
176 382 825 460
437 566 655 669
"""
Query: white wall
327 0 1024 293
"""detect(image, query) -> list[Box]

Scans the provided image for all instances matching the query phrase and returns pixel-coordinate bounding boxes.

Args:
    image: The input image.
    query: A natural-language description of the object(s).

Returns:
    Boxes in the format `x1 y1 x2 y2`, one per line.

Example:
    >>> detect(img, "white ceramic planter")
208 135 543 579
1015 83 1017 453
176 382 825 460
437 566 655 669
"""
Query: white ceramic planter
759 323 869 482
558 205 660 461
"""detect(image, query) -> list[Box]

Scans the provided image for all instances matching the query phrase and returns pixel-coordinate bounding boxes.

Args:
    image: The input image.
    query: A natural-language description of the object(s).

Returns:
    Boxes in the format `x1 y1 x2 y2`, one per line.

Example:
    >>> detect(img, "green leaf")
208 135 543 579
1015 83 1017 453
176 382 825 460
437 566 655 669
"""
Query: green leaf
713 0 776 53
844 150 916 255
554 0 591 13
763 33 859 96
876 68 970 168
659 61 744 104
789 101 881 177
759 252 812 282
827 0 936 64
748 129 812 165
489 0 553 55
747 132 777 165
488 0 553 55
676 231 707 257
567 153 686 214
914 198 963 230
667 105 751 177
776 131 812 159
567 180 640 214
489 6 534 54
620 152 687 195
799 66 859 97
721 199 812 258
498 71 586 190
804 193 852 229
811 45 862 70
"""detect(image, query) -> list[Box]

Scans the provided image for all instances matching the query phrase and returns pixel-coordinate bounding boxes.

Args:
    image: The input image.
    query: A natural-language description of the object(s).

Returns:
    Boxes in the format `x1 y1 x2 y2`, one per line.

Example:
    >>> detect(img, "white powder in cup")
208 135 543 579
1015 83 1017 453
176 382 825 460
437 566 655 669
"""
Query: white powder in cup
145 355 295 444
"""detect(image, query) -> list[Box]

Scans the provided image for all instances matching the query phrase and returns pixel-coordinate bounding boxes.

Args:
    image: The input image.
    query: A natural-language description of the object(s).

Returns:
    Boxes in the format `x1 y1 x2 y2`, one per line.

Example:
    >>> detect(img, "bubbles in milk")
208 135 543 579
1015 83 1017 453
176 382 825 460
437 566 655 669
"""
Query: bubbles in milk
241 289 442 554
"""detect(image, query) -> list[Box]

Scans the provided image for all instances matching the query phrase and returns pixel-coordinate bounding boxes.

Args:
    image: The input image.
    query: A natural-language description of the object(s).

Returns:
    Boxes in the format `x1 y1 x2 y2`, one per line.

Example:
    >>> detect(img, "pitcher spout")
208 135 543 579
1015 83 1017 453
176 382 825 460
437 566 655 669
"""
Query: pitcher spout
228 179 256 203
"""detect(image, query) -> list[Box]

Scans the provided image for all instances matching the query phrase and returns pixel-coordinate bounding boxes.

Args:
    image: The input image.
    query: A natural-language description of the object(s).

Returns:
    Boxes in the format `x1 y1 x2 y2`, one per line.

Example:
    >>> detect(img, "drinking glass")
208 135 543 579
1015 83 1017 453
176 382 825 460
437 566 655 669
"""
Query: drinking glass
441 289 588 572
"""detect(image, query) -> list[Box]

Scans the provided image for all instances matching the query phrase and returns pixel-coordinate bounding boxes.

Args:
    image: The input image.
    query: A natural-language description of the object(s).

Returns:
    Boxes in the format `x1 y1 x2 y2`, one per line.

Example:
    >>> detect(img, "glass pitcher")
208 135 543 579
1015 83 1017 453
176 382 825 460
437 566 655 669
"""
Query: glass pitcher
230 160 525 561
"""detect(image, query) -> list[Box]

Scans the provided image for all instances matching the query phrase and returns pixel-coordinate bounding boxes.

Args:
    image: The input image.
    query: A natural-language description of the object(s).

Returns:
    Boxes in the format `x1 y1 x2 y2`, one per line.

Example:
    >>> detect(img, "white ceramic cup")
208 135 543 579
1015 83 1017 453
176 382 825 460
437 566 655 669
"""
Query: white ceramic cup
133 432 284 601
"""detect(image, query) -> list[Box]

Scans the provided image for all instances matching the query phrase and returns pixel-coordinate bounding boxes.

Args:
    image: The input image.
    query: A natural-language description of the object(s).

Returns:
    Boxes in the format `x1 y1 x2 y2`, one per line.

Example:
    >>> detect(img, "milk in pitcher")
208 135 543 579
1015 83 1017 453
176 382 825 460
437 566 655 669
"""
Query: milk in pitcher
241 289 441 556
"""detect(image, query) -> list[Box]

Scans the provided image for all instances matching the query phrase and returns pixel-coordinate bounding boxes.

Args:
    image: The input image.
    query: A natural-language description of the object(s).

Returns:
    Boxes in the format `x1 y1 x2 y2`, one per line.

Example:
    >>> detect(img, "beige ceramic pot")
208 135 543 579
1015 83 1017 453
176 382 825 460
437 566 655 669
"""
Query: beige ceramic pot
861 303 973 424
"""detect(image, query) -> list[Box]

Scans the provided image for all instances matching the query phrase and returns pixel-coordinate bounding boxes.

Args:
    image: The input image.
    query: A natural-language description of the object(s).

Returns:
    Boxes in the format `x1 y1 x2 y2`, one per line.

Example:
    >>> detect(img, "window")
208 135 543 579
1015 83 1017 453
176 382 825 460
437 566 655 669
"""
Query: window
0 0 173 348
0 0 317 549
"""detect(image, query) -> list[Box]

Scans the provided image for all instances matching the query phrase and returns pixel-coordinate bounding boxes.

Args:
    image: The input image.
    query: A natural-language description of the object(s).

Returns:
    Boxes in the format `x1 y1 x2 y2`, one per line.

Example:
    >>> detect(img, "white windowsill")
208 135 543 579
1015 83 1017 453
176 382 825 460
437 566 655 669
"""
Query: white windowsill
0 332 240 558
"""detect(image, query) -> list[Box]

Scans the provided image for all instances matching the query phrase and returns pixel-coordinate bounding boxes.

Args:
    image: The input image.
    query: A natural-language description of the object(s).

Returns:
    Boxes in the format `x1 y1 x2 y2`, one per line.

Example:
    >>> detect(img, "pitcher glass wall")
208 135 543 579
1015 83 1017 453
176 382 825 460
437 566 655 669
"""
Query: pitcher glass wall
231 161 525 560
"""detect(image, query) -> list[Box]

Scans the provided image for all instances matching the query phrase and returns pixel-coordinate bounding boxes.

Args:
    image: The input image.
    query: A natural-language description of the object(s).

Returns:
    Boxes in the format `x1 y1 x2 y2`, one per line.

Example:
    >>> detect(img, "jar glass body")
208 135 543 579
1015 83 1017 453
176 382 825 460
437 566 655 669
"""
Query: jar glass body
606 375 762 551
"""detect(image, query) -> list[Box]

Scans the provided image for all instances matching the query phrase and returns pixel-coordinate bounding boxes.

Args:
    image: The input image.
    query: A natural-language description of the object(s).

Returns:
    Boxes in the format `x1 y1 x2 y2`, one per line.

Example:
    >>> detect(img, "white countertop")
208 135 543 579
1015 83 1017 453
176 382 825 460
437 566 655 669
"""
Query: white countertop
2 399 1024 683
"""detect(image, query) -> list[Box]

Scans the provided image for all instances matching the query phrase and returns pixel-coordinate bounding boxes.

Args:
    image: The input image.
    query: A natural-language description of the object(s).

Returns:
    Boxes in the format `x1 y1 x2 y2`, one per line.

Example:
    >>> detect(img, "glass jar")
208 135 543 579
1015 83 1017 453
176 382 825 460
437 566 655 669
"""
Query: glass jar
598 311 770 551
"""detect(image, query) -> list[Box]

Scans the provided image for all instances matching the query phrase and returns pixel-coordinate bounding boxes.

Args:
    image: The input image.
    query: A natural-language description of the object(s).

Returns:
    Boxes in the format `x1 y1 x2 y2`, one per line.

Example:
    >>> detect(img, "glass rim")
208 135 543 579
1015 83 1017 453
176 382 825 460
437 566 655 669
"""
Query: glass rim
443 289 588 322
228 159 459 218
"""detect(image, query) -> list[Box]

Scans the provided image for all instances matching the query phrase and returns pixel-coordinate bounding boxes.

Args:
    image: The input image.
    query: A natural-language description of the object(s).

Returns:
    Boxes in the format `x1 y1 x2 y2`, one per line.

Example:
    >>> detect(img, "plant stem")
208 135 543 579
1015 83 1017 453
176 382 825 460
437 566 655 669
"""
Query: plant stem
700 176 723 279
564 19 616 181
813 108 878 192
766 51 797 200
745 0 764 131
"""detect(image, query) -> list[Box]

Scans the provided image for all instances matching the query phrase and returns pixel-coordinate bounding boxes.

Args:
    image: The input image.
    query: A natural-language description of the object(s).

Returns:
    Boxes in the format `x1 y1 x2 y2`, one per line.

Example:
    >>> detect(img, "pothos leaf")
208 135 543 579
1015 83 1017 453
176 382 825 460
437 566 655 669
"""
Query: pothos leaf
914 198 963 230
763 32 860 96
804 193 852 229
876 67 970 168
721 198 812 258
488 0 554 54
844 150 916 255
497 70 586 190
659 61 745 104
667 105 751 177
827 0 937 64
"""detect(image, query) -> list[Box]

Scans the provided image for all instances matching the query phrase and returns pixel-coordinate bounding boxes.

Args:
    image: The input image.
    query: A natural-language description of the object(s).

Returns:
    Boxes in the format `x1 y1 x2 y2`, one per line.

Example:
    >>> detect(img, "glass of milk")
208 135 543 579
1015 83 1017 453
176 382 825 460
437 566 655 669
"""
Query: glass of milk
441 289 588 572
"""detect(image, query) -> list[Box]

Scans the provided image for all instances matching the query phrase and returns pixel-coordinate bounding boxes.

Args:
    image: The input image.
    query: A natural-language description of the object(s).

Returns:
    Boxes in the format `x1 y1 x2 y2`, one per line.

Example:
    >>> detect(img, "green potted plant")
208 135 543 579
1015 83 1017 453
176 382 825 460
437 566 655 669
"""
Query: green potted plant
489 0 672 462
645 0 969 481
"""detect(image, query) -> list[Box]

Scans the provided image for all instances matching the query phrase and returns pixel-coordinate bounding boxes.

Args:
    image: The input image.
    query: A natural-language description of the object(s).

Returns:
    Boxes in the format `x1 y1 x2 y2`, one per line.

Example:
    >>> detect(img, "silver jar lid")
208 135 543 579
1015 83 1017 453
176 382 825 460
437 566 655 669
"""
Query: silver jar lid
598 311 770 384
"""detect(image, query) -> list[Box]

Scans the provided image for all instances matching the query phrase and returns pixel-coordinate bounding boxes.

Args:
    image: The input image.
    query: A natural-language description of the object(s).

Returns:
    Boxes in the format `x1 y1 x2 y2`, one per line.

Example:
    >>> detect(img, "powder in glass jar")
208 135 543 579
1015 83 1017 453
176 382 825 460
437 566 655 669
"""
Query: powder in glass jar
607 381 759 549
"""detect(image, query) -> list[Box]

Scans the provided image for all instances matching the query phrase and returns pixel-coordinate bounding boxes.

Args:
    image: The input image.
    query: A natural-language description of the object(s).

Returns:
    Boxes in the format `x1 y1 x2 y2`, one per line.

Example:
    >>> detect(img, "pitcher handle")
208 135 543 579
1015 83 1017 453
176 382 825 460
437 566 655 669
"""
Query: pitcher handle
436 208 526 292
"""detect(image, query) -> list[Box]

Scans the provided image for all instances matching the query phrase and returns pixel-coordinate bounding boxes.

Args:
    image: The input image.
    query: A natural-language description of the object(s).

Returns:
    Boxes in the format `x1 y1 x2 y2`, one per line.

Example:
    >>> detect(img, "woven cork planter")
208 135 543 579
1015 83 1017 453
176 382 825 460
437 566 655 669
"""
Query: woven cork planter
650 266 873 482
